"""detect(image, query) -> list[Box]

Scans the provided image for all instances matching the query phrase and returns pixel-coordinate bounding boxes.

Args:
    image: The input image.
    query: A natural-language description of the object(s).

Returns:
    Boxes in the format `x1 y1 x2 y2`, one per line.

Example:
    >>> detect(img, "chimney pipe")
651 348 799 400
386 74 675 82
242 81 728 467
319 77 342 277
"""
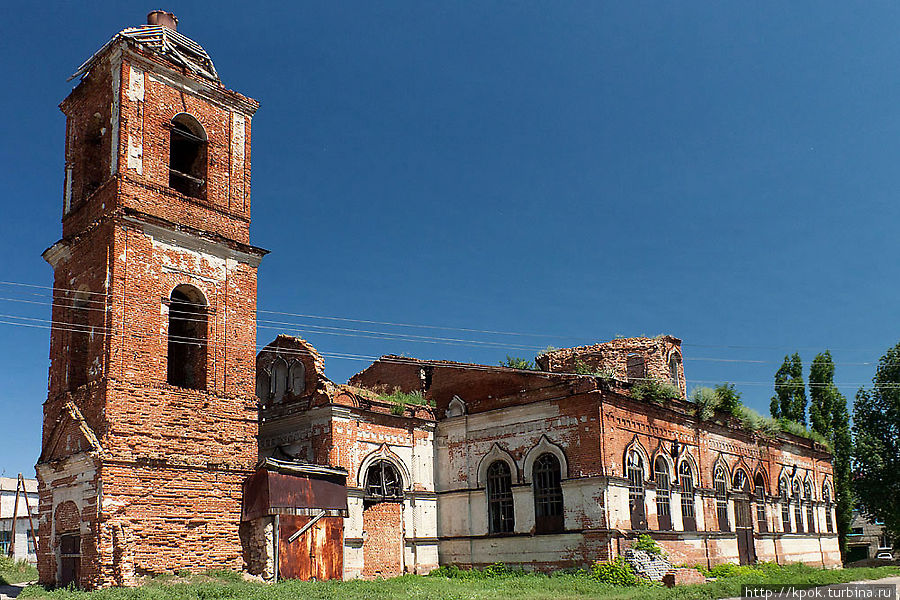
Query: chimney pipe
147 10 178 31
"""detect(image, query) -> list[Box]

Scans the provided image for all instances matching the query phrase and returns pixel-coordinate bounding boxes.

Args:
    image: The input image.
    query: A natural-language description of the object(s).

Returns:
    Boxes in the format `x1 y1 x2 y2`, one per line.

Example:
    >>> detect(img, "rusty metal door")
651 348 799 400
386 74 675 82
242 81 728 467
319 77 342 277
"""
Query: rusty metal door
278 515 343 581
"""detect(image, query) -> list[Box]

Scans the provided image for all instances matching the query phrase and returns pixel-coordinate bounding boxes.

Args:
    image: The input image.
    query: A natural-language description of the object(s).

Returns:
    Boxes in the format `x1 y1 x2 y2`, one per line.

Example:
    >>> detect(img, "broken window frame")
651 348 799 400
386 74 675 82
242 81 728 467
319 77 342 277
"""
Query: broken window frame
487 460 515 535
168 114 208 200
364 460 403 502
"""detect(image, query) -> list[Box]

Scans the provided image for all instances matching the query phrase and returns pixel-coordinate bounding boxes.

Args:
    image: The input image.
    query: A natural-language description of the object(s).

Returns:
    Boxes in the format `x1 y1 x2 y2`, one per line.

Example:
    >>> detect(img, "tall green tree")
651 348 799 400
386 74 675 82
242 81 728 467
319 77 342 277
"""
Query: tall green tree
770 352 807 424
852 343 900 551
808 351 853 560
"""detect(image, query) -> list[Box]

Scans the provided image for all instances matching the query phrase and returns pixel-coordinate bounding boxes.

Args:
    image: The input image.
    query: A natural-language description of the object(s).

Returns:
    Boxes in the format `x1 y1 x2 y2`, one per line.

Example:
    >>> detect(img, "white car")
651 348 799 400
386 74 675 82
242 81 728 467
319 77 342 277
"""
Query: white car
875 551 894 560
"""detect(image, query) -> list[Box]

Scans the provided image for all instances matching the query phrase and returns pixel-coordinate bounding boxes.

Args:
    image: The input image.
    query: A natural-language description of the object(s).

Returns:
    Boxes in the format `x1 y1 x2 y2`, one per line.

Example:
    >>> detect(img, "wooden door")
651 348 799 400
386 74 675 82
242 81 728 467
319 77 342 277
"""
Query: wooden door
278 515 343 581
734 499 756 565
59 533 80 587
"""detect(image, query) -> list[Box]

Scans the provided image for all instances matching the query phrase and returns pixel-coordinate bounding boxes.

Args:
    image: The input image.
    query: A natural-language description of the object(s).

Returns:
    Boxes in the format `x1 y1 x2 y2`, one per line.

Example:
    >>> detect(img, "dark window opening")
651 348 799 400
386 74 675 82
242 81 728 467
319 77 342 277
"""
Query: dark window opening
754 473 768 533
679 461 696 530
255 368 270 401
487 460 514 534
166 285 207 390
823 485 833 534
626 354 646 382
80 116 104 203
668 352 682 389
68 293 91 390
169 114 207 199
655 456 672 530
792 480 804 534
804 481 815 533
627 450 647 530
780 478 791 533
365 460 403 503
715 466 730 532
533 453 564 533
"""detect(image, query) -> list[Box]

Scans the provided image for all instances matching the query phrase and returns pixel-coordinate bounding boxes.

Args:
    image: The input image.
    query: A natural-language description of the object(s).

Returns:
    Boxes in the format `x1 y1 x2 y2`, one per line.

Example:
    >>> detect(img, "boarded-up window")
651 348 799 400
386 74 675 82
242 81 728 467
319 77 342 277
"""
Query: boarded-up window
167 285 207 390
626 354 646 381
533 453 563 533
487 461 514 534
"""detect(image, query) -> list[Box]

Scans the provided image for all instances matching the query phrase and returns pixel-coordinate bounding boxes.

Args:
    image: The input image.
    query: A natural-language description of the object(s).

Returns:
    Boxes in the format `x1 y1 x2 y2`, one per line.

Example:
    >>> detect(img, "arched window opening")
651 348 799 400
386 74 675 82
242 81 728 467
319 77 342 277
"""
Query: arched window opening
169 114 207 199
255 368 270 402
655 457 672 530
627 450 647 530
679 461 696 530
715 466 730 532
804 481 815 533
365 460 403 503
270 358 288 403
626 354 646 382
823 484 833 534
533 453 564 533
80 115 104 203
668 352 682 389
289 361 306 395
166 285 207 390
68 292 91 390
792 480 804 534
754 473 768 533
779 477 791 533
487 461 514 534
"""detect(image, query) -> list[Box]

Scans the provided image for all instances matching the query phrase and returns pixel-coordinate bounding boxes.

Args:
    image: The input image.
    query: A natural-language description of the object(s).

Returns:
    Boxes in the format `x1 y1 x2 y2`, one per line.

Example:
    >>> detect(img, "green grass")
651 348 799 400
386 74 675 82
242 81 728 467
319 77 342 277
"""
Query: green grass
16 564 900 600
0 556 38 585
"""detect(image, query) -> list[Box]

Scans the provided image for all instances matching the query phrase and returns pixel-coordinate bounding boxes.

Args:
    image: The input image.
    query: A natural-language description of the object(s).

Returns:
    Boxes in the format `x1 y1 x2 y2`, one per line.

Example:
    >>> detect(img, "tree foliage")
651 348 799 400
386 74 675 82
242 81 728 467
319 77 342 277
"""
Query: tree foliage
499 355 535 370
853 343 900 552
770 353 807 424
808 351 853 559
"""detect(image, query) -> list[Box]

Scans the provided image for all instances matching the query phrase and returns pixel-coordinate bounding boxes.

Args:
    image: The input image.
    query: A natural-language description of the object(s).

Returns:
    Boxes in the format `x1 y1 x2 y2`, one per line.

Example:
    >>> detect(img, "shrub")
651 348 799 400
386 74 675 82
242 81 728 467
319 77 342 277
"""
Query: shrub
713 383 742 414
631 378 681 404
691 386 719 420
590 558 638 586
378 388 431 412
499 356 535 370
631 533 665 557
707 563 758 578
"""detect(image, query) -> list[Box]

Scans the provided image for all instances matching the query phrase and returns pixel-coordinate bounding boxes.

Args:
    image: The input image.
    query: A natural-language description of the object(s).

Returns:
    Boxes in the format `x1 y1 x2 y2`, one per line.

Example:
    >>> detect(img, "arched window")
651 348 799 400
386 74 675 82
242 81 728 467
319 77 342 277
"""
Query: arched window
289 361 306 395
80 115 104 203
487 461 514 534
166 285 207 390
804 481 815 533
779 477 791 533
533 453 563 533
792 480 804 534
754 473 768 533
169 114 207 199
668 352 682 389
365 460 403 502
679 461 696 530
714 466 729 531
68 291 91 390
655 456 672 530
823 484 833 534
626 354 646 382
626 450 647 530
270 358 288 403
255 368 270 401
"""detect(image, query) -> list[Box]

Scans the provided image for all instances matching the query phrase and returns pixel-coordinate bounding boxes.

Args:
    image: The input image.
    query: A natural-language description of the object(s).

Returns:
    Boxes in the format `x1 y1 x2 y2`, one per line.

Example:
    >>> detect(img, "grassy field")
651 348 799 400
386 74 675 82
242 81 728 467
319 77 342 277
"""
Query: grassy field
0 556 39 585
13 564 900 600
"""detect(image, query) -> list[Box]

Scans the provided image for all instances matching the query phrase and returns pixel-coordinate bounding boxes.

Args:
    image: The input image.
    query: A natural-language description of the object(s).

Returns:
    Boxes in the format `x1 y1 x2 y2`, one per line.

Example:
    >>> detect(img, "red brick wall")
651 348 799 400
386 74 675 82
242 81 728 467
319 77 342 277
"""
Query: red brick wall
362 502 403 578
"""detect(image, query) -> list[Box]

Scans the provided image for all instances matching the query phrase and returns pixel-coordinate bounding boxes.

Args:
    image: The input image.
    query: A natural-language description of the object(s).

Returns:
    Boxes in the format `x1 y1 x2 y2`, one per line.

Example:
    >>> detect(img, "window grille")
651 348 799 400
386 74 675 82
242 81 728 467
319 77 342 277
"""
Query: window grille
715 466 730 532
533 453 564 533
654 456 672 530
627 450 647 530
487 461 514 534
679 461 696 530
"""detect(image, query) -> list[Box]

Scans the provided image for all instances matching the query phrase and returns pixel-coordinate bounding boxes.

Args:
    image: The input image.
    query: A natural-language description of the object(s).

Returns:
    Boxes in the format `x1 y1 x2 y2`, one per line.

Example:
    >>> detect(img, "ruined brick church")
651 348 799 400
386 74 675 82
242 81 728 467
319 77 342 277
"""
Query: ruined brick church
36 12 841 589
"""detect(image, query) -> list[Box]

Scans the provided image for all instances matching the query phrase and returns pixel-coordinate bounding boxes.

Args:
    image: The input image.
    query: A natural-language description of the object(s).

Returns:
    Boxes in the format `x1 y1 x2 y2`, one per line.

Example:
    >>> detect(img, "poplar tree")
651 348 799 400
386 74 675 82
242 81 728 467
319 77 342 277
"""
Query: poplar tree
853 343 900 552
808 351 853 560
770 353 807 424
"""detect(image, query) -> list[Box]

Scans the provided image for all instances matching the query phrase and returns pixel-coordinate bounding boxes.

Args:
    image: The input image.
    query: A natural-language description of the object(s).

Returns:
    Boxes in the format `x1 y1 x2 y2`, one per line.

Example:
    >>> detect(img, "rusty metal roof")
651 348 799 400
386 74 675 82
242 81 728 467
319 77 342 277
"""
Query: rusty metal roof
69 24 219 82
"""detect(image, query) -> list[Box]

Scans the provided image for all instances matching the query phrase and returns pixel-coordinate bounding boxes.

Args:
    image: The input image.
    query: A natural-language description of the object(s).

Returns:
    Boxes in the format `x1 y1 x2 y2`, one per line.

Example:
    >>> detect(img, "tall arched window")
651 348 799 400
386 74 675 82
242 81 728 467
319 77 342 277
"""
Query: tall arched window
68 291 91 390
668 352 682 389
754 473 768 533
270 357 288 403
167 285 207 390
627 450 647 530
715 466 729 531
679 461 696 530
533 453 563 533
365 460 403 503
255 368 270 401
823 484 833 534
289 361 306 395
804 481 815 533
169 114 207 199
792 480 804 534
779 477 791 533
655 456 672 530
487 461 514 534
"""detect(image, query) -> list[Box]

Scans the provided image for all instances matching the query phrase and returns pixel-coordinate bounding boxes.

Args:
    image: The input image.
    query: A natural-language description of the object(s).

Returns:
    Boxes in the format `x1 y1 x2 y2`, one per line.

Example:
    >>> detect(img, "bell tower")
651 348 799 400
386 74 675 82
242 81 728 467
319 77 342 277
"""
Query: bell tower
36 11 265 588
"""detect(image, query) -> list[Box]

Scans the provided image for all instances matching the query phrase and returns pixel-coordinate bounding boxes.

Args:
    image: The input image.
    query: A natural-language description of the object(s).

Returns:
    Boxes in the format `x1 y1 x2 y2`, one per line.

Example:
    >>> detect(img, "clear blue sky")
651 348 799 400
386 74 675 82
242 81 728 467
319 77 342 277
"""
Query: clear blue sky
2 2 899 476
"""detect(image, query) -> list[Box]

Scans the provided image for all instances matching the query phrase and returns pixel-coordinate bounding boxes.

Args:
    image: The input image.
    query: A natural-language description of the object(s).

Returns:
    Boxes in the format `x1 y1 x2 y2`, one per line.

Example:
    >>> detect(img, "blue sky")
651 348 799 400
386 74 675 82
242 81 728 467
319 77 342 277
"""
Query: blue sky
2 1 899 476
